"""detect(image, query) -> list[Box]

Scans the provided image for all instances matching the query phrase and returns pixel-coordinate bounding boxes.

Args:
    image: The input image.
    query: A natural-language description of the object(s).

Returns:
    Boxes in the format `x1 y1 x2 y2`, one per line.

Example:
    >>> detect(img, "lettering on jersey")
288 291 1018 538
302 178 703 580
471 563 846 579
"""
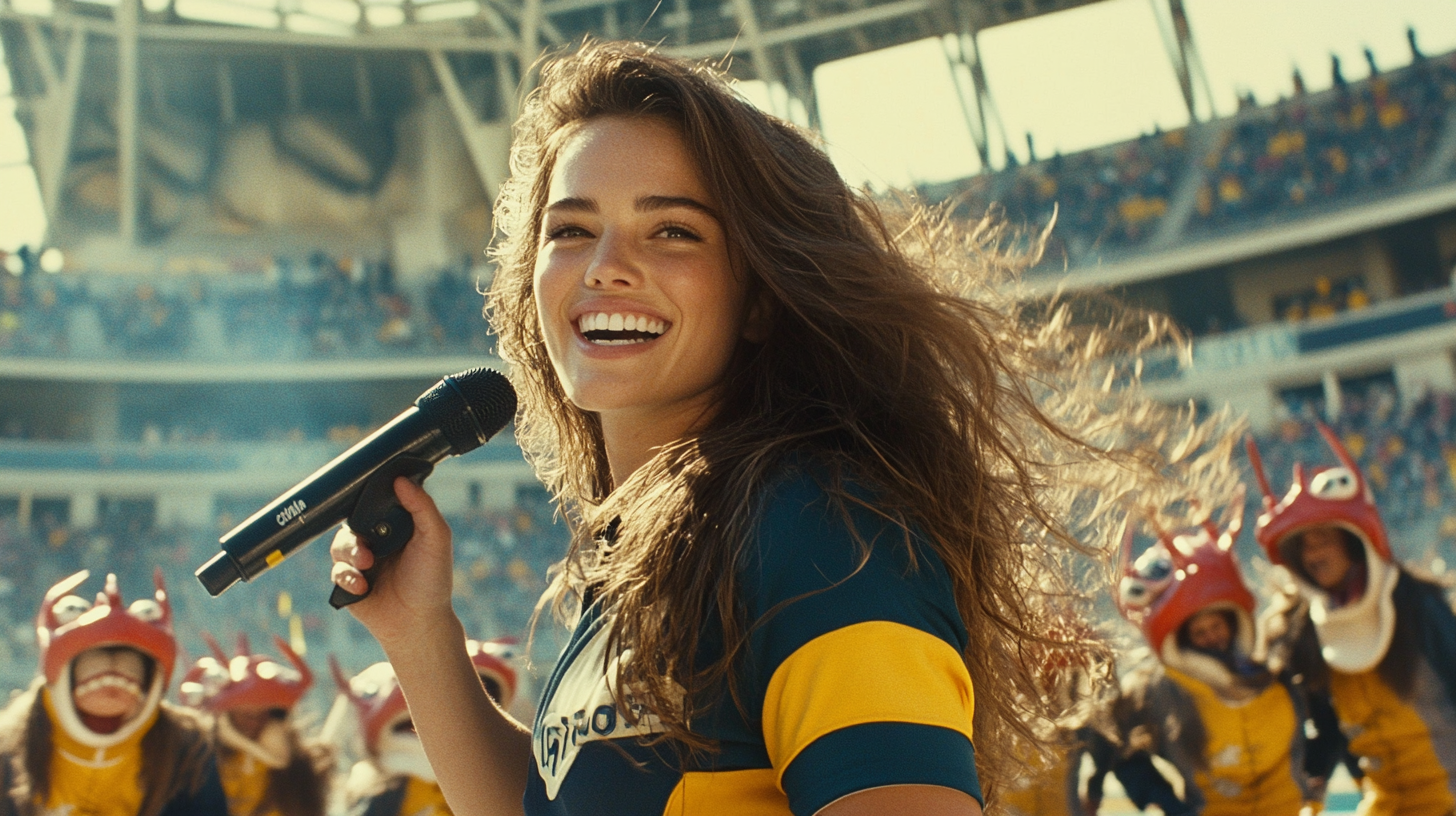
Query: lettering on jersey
275 499 307 527
533 620 669 799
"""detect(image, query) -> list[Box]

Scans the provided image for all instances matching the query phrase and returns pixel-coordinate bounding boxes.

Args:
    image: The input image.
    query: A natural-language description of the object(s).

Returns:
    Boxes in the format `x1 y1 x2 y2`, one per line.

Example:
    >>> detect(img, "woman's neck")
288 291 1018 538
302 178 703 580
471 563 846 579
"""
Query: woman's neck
599 398 718 487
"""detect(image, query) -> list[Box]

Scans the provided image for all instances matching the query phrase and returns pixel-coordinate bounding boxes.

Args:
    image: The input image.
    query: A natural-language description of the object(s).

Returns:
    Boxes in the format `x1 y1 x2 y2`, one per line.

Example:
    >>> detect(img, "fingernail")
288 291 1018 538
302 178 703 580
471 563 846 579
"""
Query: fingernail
348 545 360 559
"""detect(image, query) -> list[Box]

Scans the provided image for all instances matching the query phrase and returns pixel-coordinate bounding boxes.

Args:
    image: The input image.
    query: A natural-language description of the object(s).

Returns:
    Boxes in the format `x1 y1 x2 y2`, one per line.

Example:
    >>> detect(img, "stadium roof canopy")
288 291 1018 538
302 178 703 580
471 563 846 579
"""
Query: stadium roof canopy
5 0 1156 257
1 0 1108 78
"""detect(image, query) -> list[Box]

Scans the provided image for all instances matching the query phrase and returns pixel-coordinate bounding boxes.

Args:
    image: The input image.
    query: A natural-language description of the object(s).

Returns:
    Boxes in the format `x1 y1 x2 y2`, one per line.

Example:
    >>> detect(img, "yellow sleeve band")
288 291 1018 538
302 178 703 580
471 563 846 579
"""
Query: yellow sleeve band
760 620 975 782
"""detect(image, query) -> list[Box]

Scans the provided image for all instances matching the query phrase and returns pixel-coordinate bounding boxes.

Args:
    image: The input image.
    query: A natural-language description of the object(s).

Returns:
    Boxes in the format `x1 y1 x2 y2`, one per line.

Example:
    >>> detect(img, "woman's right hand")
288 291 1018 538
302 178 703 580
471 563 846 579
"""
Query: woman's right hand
330 476 458 649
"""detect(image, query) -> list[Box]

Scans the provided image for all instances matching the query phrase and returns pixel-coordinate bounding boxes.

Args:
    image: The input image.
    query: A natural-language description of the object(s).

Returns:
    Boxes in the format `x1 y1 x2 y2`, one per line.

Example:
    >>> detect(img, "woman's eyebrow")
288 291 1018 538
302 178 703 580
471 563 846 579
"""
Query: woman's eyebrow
637 195 720 222
544 196 597 214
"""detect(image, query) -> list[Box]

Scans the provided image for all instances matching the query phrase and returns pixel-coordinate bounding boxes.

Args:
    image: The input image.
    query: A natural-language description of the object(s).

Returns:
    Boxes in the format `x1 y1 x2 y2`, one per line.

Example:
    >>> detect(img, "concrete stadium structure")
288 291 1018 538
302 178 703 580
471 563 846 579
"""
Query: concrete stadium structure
2 0 1454 537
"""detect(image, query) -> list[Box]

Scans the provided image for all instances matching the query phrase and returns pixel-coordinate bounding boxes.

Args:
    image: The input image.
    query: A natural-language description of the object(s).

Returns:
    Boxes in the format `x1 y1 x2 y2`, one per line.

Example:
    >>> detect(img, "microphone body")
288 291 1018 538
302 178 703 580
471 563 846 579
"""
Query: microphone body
196 368 515 601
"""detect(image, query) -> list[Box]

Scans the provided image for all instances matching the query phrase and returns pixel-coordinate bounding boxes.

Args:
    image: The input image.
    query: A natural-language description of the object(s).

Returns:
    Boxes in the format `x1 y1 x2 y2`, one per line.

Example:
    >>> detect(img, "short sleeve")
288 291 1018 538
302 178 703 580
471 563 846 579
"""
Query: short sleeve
739 468 982 815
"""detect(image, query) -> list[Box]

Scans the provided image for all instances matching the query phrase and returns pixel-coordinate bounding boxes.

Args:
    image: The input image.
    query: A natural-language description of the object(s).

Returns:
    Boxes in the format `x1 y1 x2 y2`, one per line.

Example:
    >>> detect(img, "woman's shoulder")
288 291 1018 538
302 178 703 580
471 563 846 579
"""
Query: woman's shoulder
739 455 964 646
747 457 938 575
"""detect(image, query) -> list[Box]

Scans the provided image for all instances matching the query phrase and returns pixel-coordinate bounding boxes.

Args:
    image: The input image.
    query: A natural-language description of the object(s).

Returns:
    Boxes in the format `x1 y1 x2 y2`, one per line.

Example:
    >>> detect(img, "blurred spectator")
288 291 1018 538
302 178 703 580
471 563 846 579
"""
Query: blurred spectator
1274 275 1370 322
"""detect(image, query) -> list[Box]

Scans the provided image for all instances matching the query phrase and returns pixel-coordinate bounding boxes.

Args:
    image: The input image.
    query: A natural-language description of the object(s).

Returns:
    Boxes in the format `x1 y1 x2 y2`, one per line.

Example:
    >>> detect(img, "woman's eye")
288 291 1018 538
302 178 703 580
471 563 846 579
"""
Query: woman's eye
659 225 700 240
545 225 591 241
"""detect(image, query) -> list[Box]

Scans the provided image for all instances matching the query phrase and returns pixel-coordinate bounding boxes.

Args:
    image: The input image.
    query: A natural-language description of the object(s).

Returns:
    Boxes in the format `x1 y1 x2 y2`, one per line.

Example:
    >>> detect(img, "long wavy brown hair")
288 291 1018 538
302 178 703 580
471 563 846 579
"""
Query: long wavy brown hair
488 39 1240 790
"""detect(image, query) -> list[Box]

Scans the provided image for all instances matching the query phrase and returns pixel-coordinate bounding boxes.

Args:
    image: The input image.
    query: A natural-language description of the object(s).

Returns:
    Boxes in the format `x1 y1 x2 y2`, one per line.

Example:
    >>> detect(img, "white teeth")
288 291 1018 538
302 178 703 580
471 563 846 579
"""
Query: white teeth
75 673 143 697
577 312 667 342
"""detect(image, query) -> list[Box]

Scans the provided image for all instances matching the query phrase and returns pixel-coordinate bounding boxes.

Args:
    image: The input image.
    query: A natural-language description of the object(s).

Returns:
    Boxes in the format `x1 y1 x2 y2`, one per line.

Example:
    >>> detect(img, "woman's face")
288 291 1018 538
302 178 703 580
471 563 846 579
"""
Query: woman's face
1184 609 1233 654
1297 526 1356 591
533 116 750 425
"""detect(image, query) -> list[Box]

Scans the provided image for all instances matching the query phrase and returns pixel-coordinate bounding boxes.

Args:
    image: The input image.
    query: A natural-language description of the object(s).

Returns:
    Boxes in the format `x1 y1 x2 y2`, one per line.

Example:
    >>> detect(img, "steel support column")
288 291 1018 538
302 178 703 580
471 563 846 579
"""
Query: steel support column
519 0 541 86
779 42 819 130
942 26 1004 170
1151 0 1215 121
729 0 777 86
116 0 140 244
35 26 87 238
428 49 507 198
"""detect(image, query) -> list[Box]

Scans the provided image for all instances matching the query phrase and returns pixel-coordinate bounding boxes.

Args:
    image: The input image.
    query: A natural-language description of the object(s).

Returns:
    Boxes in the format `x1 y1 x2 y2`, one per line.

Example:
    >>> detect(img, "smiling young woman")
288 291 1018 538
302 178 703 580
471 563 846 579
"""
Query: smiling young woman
329 40 1224 816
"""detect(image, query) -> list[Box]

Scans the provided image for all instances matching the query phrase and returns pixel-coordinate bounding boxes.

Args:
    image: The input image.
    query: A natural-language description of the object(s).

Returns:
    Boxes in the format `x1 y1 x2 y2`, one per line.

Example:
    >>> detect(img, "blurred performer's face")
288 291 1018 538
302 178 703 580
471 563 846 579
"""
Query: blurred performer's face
72 647 147 723
1298 527 1355 592
229 706 287 741
1185 610 1233 654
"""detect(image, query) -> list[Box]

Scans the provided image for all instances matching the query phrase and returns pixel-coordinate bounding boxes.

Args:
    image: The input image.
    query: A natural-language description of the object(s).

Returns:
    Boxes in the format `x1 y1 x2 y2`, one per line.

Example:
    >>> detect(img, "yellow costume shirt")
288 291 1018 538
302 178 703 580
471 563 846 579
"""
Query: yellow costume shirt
1165 667 1305 816
396 777 451 816
39 689 157 816
1329 666 1456 816
218 749 276 816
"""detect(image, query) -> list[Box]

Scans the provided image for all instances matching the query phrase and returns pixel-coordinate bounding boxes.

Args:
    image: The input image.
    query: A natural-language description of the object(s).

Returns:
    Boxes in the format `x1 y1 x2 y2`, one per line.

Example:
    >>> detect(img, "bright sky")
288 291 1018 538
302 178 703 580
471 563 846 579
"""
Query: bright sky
4 0 1456 249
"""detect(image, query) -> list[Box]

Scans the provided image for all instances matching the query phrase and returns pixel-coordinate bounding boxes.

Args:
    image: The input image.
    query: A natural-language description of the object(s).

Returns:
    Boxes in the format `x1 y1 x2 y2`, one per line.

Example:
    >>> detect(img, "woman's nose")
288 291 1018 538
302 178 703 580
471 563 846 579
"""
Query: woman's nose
585 230 641 288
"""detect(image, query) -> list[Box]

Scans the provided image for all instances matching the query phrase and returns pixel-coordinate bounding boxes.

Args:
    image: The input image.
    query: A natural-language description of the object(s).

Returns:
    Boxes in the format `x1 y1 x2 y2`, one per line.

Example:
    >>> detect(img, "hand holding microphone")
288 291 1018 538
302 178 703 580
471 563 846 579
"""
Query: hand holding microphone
195 368 516 609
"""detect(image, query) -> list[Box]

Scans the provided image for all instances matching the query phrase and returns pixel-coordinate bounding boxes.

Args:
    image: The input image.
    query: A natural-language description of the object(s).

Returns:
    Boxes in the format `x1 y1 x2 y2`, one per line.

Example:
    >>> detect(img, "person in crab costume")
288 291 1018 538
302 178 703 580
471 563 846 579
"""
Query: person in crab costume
1250 425 1456 816
0 570 228 816
328 638 518 816
1108 493 1331 816
996 623 1122 816
177 633 332 816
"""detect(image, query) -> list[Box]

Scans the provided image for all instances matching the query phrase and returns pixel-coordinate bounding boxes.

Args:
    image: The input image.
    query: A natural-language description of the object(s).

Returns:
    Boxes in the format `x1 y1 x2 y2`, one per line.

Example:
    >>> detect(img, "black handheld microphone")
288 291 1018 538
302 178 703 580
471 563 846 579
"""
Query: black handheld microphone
195 367 516 608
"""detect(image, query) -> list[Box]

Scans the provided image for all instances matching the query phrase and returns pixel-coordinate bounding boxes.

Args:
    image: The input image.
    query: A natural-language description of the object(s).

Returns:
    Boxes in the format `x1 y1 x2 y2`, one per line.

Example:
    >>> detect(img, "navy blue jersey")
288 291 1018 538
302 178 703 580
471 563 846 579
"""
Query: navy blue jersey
525 466 982 815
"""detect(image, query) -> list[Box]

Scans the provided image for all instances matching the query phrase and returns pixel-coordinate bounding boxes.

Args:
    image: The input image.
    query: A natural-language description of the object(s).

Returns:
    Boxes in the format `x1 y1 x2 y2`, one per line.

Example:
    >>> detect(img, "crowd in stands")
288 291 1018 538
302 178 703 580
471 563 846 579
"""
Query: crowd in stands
0 249 495 360
1274 274 1372 322
1194 33 1456 232
6 379 1456 688
918 127 1188 262
997 128 1189 258
0 491 569 691
916 27 1456 268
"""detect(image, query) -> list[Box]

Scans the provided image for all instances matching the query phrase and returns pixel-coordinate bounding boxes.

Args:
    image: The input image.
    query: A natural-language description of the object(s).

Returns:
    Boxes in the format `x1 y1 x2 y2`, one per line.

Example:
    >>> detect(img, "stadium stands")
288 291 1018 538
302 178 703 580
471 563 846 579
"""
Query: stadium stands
1192 51 1456 234
0 253 494 361
919 42 1456 272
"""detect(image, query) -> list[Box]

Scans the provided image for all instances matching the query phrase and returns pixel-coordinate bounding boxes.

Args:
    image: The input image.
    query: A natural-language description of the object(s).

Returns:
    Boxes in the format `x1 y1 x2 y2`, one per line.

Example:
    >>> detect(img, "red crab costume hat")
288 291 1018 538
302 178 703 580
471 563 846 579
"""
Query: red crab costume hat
329 638 521 782
329 657 405 759
36 569 177 747
468 637 519 708
1245 423 1392 566
179 632 313 713
182 632 313 768
330 656 443 782
1116 492 1258 675
1246 424 1400 673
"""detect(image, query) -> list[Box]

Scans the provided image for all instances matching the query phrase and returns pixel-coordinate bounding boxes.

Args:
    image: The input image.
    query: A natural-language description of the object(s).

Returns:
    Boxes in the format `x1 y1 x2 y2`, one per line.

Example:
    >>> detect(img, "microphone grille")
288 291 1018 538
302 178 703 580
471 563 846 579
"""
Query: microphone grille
418 368 517 455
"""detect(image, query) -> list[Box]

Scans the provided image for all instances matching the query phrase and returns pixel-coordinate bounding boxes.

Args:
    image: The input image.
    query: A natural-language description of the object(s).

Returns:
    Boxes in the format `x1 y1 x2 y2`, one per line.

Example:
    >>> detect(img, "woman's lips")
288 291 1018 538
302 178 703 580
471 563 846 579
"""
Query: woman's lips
74 671 143 700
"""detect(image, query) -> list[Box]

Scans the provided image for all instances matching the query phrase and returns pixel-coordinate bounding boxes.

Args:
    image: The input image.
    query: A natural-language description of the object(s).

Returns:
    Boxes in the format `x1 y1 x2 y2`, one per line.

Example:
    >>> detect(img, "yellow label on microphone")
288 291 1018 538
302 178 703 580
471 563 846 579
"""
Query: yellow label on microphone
265 550 285 567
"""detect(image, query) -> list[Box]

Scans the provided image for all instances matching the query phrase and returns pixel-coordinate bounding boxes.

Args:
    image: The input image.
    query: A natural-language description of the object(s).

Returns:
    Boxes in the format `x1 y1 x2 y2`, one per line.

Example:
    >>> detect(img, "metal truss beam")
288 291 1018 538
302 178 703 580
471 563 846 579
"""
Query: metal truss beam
0 9 517 54
20 17 61 92
942 25 1006 170
667 0 929 59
